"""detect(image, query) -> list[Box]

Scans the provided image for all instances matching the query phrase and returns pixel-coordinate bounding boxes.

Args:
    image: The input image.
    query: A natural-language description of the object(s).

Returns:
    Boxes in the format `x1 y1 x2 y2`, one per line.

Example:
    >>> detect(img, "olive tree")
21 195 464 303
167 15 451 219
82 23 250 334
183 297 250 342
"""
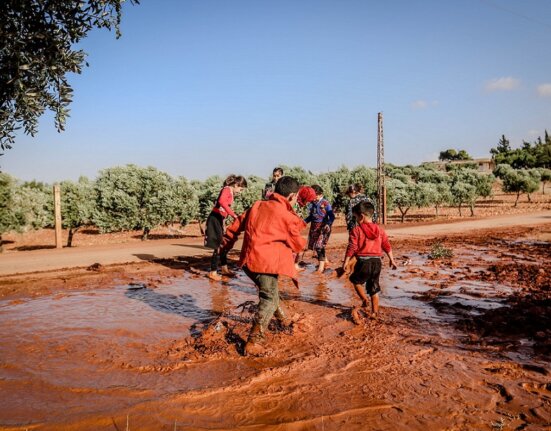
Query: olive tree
318 166 352 213
0 173 25 251
387 178 417 223
539 168 551 194
278 165 317 186
436 182 453 216
501 169 540 206
232 175 264 215
415 168 449 184
93 165 178 240
14 180 54 229
450 182 477 216
173 176 199 227
0 0 139 153
60 177 95 247
451 169 495 215
421 181 452 217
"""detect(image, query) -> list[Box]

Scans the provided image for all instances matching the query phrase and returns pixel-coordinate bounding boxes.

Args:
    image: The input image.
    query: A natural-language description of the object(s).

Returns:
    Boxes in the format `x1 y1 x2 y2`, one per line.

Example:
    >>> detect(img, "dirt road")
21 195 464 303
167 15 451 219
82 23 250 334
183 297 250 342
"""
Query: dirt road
1 211 550 276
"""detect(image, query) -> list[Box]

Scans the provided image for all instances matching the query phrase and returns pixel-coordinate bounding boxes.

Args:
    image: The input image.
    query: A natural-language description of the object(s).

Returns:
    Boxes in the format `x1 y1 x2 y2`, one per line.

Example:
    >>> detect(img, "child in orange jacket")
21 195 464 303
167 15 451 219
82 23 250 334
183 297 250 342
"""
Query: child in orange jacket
220 176 306 356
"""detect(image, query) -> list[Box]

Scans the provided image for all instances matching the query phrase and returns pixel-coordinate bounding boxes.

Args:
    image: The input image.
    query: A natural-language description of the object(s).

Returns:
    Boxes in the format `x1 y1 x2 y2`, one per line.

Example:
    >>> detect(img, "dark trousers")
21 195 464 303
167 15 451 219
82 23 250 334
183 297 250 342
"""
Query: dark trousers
316 248 326 261
210 249 228 272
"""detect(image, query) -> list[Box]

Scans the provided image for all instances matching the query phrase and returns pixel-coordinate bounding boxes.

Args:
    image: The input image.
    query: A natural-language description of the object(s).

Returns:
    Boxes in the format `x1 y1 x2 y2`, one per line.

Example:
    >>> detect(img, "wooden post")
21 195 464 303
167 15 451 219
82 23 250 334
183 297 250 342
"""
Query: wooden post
377 112 387 225
381 184 387 225
53 184 62 249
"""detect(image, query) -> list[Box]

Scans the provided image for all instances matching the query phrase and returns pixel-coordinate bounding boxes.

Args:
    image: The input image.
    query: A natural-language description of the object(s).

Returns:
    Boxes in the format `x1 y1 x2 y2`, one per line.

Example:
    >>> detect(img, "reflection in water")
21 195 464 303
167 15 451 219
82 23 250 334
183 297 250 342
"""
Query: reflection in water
124 287 230 337
210 283 230 314
125 288 218 322
314 280 329 303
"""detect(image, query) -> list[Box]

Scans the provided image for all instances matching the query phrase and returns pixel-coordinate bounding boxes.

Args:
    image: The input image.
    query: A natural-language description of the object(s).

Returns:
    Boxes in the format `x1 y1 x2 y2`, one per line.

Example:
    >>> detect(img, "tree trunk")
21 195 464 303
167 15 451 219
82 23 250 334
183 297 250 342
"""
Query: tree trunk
0 234 3 253
435 204 439 217
527 193 532 203
66 227 79 247
142 227 150 241
469 203 475 217
514 192 520 207
458 203 462 216
543 182 546 195
399 207 409 223
198 220 205 236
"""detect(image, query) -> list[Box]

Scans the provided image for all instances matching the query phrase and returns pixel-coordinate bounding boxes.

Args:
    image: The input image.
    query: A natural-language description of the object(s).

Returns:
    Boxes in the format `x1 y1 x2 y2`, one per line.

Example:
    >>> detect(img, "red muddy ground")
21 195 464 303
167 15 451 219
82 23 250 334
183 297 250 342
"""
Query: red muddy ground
0 222 550 430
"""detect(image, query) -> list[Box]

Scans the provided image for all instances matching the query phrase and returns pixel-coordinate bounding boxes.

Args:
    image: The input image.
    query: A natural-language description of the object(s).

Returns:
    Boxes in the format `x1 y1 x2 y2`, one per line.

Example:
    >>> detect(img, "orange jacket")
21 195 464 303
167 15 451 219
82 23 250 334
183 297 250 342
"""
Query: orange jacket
221 193 307 279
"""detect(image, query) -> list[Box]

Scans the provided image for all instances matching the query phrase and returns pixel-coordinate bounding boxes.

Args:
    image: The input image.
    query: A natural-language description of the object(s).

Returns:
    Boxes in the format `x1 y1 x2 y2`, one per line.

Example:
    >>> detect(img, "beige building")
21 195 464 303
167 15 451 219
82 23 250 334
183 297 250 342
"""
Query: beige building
429 158 495 172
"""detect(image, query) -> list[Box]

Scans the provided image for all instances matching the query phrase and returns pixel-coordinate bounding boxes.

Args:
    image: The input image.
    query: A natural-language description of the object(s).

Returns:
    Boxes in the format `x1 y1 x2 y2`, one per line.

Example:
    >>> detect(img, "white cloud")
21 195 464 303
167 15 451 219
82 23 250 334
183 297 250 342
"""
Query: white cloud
528 129 540 136
412 100 428 109
411 100 439 110
537 83 551 97
485 77 520 92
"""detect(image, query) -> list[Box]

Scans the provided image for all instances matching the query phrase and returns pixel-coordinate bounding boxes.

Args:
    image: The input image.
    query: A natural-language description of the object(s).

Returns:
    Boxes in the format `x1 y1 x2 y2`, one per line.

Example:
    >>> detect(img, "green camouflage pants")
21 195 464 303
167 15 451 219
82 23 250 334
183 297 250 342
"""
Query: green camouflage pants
243 267 286 332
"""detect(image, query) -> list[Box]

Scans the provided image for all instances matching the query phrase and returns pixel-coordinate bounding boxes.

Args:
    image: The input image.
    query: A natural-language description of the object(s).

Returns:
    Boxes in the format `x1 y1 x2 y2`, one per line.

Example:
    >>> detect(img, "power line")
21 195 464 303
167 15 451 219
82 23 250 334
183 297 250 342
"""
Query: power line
478 0 551 31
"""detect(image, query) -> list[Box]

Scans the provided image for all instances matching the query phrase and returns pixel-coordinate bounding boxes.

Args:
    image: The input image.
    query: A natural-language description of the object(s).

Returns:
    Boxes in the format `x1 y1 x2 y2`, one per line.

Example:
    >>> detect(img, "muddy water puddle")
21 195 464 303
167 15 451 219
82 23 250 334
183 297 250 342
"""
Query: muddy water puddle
0 275 264 426
1 242 546 428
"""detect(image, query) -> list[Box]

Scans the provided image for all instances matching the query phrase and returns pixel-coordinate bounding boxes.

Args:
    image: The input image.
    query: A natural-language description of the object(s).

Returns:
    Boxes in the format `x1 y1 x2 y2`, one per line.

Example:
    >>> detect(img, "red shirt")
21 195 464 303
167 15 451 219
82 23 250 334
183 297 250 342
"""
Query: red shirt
221 193 307 279
212 186 237 219
346 222 391 258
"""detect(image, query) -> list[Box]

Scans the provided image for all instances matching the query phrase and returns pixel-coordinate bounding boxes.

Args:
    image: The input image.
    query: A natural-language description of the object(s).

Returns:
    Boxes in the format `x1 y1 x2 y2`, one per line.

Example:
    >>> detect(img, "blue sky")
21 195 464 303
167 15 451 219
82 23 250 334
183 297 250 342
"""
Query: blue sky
4 0 551 182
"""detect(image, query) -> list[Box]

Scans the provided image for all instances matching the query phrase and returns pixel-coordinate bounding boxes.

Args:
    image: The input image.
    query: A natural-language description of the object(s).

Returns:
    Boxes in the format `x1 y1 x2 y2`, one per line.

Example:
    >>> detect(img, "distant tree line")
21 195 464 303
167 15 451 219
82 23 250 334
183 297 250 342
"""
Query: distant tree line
490 132 551 169
2 158 550 251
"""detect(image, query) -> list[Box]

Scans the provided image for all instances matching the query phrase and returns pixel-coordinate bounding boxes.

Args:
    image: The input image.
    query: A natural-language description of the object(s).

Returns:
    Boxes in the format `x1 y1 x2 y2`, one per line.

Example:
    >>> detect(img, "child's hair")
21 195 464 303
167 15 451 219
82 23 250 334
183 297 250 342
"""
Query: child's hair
224 175 248 188
311 184 323 195
352 201 375 218
273 167 284 176
345 183 364 195
275 176 299 197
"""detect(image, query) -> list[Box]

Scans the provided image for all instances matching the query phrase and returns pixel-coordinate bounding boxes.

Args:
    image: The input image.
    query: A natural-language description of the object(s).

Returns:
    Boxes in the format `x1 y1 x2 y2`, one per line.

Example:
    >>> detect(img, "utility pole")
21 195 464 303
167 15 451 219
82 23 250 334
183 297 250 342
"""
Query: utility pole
53 184 62 248
377 112 387 225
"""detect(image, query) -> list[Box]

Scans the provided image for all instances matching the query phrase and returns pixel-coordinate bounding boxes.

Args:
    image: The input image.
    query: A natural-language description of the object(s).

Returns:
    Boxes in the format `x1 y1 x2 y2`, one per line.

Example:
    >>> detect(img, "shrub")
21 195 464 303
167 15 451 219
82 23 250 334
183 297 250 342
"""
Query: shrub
428 241 454 260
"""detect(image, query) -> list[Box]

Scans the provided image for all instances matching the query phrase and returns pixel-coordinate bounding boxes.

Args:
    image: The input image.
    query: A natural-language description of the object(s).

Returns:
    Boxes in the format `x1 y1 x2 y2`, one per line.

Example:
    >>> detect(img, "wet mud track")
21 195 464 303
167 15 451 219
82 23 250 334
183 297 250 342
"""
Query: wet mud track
0 225 550 430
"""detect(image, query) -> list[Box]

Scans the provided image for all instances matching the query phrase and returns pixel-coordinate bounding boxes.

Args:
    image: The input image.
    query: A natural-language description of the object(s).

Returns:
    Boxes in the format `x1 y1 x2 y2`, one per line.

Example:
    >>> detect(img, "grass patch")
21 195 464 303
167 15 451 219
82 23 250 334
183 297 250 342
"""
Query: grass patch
428 241 454 260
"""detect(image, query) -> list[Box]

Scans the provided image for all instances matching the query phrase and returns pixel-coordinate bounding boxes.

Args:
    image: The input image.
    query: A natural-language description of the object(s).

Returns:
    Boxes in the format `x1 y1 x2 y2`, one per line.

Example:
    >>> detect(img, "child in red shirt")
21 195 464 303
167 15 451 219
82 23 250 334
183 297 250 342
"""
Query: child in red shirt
339 201 397 319
220 176 306 356
205 175 247 281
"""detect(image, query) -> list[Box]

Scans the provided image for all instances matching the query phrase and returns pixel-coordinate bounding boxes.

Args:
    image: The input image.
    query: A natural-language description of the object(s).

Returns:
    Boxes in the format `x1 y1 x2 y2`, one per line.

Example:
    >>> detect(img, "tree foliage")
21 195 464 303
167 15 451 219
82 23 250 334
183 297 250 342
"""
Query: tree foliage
439 149 472 161
500 168 540 206
450 182 477 216
60 177 94 246
232 175 264 215
14 180 54 229
173 177 199 227
93 165 178 240
432 182 452 217
0 0 139 153
0 173 25 250
193 176 223 223
387 178 417 223
490 132 551 169
539 168 551 194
